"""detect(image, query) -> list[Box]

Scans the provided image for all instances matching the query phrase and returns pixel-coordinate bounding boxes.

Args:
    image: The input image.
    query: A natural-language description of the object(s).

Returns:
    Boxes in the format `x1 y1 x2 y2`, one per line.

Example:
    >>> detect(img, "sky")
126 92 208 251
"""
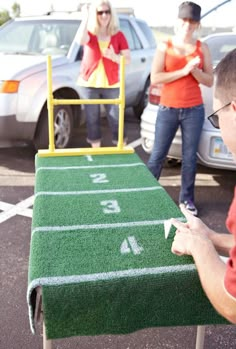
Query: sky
0 0 235 28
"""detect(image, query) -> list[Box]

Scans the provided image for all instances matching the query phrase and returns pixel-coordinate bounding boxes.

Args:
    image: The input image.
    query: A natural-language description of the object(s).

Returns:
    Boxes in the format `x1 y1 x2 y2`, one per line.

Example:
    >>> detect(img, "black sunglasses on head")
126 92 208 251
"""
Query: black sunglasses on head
207 102 231 129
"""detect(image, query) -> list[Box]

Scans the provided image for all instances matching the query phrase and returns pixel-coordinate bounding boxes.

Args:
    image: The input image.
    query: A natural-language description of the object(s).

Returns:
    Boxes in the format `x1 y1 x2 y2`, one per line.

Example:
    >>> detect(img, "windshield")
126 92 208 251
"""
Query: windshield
0 19 80 56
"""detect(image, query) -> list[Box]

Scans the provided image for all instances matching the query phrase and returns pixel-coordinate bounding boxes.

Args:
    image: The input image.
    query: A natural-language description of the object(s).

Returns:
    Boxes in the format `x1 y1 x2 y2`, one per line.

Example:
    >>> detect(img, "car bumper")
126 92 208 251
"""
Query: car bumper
0 115 35 142
140 103 236 171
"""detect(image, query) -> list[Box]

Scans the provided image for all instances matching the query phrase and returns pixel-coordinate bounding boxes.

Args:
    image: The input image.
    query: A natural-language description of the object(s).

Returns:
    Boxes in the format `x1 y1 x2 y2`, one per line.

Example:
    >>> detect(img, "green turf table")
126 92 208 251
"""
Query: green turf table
27 152 228 341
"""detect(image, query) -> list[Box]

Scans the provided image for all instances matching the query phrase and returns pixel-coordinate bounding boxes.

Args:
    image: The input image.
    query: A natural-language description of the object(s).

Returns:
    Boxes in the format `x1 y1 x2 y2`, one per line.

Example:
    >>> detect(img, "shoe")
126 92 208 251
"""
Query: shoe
180 200 198 216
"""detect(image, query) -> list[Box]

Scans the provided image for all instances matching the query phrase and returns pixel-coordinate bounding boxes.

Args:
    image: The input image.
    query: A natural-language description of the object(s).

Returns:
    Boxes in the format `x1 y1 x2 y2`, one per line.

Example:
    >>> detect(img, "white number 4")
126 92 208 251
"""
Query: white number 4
120 236 144 255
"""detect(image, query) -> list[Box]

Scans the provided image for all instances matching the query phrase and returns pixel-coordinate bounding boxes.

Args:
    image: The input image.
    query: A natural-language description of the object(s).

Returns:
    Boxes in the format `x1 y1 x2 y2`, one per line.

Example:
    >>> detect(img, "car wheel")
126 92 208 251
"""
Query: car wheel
141 137 153 154
133 78 150 118
34 104 73 150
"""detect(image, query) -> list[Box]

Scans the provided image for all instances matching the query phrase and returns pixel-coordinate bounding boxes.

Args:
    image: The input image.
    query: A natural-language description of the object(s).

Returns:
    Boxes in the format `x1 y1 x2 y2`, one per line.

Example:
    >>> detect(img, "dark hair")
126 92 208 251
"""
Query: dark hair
215 48 236 102
178 1 201 22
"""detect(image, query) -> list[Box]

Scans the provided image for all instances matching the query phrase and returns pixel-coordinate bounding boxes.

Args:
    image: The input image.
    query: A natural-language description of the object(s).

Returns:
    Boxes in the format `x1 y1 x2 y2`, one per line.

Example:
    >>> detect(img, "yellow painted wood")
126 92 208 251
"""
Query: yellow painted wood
38 146 134 157
47 56 55 152
38 56 132 157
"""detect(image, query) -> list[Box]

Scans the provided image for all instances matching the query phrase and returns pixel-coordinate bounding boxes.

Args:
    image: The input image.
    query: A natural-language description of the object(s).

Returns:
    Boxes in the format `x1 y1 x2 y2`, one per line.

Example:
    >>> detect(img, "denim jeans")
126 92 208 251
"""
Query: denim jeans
147 104 205 203
78 86 125 144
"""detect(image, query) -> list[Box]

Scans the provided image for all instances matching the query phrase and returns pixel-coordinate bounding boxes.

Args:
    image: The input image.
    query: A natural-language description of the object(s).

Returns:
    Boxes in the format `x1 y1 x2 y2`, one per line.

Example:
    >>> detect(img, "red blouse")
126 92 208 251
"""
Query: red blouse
79 31 128 86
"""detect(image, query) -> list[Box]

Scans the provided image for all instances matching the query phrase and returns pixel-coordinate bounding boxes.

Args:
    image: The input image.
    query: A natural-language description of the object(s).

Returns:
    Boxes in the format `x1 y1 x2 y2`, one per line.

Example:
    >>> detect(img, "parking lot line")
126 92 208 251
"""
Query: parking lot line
127 138 142 148
0 195 34 223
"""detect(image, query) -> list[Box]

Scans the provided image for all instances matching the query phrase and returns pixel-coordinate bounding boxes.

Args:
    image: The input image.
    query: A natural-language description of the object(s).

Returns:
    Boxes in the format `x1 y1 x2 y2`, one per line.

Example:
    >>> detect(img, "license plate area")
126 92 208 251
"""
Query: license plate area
210 137 233 159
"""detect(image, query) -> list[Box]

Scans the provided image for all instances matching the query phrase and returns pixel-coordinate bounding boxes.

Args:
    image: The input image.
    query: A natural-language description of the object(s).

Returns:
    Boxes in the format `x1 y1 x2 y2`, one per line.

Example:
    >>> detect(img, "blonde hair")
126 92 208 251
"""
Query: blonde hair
87 0 119 35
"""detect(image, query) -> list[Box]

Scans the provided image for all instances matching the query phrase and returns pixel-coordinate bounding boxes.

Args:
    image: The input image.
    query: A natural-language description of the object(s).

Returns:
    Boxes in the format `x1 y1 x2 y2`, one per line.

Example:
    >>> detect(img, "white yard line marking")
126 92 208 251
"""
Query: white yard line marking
0 195 35 223
36 162 145 173
35 186 162 197
32 217 185 235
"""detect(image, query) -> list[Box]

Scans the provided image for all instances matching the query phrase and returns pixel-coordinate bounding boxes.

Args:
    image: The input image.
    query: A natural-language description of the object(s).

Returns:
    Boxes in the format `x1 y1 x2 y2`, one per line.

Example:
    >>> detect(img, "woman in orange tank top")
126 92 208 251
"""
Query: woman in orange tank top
147 1 213 216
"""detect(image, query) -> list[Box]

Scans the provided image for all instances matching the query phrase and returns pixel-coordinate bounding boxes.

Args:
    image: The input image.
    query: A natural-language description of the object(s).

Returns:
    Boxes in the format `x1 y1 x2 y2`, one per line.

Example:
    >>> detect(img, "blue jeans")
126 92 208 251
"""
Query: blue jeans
147 104 205 203
78 86 126 144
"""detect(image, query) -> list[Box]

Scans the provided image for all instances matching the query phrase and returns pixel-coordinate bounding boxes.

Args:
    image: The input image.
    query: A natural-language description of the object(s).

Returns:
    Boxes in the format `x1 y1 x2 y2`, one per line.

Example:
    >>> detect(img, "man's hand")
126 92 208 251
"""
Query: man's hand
170 205 213 256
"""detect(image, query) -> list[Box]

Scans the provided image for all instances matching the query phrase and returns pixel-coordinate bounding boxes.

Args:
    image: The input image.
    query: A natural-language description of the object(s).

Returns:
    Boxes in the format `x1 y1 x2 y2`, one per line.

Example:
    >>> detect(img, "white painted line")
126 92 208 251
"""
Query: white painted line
0 201 13 211
32 217 185 235
35 186 162 197
127 138 142 148
36 162 145 173
0 195 34 223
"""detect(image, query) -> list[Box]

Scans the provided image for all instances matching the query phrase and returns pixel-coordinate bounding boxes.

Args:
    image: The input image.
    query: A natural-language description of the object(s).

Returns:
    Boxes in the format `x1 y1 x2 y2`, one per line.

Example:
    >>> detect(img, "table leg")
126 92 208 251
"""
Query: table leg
43 321 52 349
195 325 206 349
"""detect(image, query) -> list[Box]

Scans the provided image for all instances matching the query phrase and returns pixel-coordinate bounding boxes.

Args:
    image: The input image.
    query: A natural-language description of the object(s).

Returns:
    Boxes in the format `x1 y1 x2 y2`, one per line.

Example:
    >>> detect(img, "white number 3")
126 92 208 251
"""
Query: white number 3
100 200 121 214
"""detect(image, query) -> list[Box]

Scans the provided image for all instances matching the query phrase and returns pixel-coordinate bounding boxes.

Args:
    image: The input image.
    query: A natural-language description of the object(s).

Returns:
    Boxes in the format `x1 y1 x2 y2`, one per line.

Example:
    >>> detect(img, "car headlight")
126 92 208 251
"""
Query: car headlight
0 80 20 93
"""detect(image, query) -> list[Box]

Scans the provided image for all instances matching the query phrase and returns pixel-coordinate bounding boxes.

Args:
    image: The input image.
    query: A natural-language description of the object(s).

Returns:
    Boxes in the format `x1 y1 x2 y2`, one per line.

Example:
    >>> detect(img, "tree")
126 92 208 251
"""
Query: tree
0 10 10 26
12 2 21 18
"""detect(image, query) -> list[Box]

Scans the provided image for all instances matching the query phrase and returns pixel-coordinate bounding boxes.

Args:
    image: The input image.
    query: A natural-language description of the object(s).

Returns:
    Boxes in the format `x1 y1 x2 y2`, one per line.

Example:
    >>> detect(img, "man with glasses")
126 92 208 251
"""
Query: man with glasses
170 48 236 323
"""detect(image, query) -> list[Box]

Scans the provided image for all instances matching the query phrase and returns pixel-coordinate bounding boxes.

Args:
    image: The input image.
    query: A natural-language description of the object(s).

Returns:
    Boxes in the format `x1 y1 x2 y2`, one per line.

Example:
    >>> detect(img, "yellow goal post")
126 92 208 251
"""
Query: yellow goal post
38 55 134 157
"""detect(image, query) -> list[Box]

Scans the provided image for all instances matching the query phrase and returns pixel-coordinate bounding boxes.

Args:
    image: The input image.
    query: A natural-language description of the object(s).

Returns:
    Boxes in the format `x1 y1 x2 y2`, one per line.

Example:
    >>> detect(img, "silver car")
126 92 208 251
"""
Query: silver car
140 32 236 170
0 12 156 149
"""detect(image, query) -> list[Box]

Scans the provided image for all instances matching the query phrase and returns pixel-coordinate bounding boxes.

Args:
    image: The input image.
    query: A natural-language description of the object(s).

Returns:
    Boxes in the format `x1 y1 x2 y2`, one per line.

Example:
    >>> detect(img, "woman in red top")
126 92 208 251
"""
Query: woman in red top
147 1 213 216
76 0 130 147
171 47 236 324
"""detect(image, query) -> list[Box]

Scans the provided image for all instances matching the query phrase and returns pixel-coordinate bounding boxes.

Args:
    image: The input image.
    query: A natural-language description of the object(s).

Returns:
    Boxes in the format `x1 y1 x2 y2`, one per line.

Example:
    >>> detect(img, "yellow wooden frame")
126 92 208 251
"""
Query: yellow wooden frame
38 55 134 157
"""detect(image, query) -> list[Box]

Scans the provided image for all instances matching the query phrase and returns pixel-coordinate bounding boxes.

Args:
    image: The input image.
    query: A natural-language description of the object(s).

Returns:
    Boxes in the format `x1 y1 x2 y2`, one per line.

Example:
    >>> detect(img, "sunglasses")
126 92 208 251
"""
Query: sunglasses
97 10 111 15
207 102 231 129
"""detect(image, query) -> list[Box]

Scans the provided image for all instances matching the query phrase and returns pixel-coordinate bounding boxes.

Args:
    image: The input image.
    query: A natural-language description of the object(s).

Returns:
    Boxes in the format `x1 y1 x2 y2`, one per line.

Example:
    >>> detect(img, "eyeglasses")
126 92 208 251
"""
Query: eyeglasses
207 102 231 129
97 10 111 15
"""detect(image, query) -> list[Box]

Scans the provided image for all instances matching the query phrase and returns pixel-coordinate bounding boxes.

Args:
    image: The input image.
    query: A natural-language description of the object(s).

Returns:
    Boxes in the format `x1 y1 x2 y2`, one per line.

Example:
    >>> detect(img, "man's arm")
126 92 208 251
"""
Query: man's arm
171 207 236 323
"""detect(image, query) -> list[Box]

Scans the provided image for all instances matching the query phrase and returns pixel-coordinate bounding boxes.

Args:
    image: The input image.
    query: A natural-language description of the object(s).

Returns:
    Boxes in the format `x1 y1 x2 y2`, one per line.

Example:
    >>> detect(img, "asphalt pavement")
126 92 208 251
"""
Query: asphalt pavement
0 110 236 349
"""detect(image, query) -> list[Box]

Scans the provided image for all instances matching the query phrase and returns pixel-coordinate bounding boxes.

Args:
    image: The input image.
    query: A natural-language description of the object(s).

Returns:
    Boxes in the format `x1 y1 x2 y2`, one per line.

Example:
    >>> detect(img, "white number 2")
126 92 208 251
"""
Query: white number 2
90 173 109 183
100 200 120 214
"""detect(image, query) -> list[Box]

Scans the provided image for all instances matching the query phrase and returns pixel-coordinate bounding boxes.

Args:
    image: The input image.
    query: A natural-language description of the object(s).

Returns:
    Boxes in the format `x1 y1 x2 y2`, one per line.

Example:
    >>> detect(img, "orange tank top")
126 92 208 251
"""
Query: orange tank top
160 39 203 108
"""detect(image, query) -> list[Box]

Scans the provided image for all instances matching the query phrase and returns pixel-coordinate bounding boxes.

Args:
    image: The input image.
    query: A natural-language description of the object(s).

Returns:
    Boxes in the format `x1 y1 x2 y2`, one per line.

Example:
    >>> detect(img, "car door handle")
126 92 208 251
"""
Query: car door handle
141 57 146 63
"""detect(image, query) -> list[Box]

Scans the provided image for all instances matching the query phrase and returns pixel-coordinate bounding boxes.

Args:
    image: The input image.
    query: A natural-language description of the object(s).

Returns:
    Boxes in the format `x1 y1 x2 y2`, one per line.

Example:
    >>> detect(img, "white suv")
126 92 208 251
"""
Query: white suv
0 12 156 149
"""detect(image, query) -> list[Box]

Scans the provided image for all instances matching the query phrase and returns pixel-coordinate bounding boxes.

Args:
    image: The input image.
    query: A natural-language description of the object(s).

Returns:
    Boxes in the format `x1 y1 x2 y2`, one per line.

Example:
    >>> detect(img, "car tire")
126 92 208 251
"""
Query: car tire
141 137 153 154
34 104 73 150
133 78 150 118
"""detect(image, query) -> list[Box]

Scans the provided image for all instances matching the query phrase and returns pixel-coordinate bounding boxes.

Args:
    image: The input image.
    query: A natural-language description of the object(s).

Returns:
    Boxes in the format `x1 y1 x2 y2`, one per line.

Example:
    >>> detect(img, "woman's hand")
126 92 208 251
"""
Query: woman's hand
81 4 90 19
183 56 201 75
103 45 119 63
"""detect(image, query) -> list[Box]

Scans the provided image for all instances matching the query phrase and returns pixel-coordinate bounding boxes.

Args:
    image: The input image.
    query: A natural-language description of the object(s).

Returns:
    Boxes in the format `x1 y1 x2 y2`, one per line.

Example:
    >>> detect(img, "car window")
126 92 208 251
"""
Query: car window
205 35 236 66
119 18 142 51
0 19 80 55
135 19 157 48
0 21 34 52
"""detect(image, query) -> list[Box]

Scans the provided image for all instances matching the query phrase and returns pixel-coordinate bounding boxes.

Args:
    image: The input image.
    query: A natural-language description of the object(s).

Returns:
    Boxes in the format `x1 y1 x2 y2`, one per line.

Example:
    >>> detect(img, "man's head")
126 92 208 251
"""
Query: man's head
214 48 236 156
